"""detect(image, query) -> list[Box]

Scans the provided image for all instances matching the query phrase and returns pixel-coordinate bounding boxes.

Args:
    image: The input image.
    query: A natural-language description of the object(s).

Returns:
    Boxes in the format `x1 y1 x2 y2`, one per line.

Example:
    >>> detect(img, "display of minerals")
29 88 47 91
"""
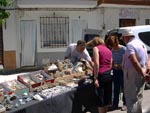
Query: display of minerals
17 70 54 92
0 86 4 101
45 59 93 79
39 85 71 98
34 73 44 81
21 76 36 85
0 86 4 94
1 80 26 92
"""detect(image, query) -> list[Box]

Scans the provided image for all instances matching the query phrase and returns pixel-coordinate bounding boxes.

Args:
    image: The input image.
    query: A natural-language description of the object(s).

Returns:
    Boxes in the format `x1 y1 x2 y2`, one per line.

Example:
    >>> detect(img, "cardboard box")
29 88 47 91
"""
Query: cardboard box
1 80 29 95
17 70 54 91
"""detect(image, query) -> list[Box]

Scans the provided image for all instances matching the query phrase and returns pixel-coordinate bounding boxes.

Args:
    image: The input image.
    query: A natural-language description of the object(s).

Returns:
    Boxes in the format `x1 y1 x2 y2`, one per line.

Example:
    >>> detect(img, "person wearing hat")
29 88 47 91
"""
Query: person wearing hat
65 39 94 67
122 29 150 113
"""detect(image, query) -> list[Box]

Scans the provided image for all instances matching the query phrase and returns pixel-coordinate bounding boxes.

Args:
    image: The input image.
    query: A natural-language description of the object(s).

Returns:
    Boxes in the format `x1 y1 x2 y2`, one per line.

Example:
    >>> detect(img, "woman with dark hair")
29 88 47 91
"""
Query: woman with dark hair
106 35 127 111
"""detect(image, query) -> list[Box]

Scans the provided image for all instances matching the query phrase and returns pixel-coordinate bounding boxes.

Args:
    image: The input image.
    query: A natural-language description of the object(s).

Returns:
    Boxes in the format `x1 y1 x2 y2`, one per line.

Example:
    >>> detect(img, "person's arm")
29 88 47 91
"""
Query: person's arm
83 49 94 68
146 57 150 73
128 54 145 77
93 46 99 87
110 58 113 69
89 60 94 68
64 46 71 60
145 57 150 81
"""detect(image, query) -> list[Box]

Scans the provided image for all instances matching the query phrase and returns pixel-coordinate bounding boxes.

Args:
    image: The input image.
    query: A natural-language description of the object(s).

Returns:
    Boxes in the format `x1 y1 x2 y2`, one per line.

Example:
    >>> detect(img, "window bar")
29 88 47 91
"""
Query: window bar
62 18 65 47
53 17 56 48
43 17 45 48
63 17 65 47
64 17 67 47
56 17 59 48
50 17 52 48
51 17 54 48
42 17 44 48
66 17 69 46
47 17 50 47
51 17 53 47
61 18 63 47
44 17 46 47
41 17 43 48
63 18 65 47
45 17 47 47
44 17 47 48
55 17 57 48
56 17 58 48
59 17 61 48
48 18 52 47
51 17 55 48
40 17 42 48
48 17 50 48
59 17 61 47
60 18 62 47
59 18 63 47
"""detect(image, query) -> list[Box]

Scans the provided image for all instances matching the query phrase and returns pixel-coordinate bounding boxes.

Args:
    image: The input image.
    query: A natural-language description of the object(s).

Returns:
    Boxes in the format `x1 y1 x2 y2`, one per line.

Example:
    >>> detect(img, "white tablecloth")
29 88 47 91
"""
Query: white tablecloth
0 72 28 83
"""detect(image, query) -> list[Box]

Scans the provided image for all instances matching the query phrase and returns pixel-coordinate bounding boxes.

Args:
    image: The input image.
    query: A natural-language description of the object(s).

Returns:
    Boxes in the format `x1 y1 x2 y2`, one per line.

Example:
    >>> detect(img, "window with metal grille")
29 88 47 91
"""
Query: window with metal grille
40 17 69 48
145 19 150 25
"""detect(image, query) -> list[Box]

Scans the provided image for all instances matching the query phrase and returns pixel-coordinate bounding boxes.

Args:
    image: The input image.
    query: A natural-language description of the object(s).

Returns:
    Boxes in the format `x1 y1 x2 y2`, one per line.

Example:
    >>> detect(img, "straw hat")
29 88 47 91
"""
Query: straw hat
121 29 134 36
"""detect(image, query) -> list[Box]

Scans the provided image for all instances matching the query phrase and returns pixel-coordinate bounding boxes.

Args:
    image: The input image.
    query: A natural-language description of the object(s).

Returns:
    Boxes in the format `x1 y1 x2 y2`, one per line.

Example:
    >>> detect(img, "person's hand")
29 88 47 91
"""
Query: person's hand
143 68 150 82
145 68 150 74
94 79 99 88
145 74 150 82
113 64 122 69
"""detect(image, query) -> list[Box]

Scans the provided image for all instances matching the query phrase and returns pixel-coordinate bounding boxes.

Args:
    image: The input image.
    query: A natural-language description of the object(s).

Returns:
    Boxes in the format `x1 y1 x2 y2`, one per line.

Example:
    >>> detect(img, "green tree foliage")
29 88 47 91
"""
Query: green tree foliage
0 0 13 26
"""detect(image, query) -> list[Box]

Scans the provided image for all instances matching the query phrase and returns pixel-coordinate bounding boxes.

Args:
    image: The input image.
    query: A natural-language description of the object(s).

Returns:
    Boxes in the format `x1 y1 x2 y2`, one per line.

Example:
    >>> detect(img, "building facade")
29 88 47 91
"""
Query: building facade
1 0 150 69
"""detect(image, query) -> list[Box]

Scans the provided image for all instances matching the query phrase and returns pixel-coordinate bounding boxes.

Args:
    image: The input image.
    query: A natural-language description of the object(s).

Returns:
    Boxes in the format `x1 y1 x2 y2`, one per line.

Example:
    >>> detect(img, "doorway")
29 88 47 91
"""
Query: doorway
20 20 37 67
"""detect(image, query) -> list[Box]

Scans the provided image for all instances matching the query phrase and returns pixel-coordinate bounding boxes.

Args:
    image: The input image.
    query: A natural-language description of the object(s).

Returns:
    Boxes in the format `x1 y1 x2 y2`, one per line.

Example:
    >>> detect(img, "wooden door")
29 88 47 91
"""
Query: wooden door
0 27 3 65
119 19 136 27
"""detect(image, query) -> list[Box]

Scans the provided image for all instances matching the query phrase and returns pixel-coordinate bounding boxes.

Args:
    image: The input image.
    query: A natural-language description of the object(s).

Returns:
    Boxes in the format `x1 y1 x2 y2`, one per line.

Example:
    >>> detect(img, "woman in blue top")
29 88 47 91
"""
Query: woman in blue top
106 35 127 111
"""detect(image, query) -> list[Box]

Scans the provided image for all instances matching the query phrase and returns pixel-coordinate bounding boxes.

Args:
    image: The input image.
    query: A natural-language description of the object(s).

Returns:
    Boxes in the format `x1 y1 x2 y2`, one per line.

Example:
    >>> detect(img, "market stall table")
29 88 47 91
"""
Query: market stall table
3 78 97 113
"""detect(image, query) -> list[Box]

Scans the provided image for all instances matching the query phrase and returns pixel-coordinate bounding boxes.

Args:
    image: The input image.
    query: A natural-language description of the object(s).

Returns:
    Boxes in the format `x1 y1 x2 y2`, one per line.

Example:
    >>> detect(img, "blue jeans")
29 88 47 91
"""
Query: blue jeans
113 69 126 106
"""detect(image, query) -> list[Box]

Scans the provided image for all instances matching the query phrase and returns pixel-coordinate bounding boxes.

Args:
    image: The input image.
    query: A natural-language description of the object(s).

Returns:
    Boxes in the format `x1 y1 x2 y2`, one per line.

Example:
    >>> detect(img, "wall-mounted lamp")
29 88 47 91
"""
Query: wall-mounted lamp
53 12 55 17
78 16 80 19
102 23 105 30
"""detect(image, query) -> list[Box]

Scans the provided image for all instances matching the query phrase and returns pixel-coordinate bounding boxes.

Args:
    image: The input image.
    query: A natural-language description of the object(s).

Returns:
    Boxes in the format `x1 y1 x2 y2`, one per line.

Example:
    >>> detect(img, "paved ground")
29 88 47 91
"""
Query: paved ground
86 89 150 113
142 89 150 113
108 89 150 113
0 71 149 113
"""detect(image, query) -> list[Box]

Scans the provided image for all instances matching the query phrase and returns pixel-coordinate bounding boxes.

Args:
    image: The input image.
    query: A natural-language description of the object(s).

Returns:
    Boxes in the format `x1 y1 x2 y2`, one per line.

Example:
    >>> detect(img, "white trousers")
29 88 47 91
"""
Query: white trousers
123 67 145 113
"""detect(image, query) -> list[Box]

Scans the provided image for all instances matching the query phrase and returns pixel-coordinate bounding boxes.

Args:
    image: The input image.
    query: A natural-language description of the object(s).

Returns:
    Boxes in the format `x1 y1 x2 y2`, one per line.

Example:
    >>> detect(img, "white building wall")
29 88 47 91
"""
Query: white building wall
4 9 101 67
17 0 97 8
3 7 150 68
3 11 17 51
20 10 99 52
104 8 119 31
139 9 150 24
